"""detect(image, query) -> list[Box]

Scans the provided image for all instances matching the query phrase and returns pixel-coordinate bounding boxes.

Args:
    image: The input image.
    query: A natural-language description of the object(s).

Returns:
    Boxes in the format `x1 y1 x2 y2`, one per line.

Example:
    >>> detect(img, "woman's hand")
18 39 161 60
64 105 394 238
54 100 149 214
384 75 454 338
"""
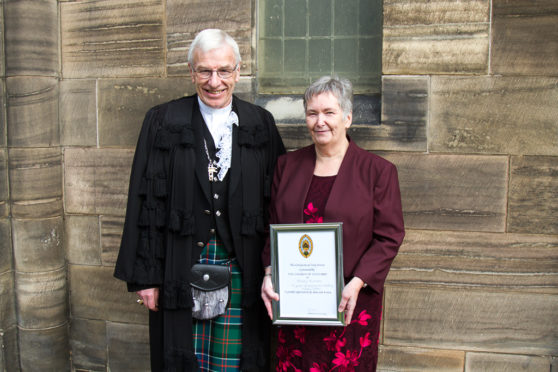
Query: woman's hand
338 277 365 324
261 272 279 320
136 288 159 312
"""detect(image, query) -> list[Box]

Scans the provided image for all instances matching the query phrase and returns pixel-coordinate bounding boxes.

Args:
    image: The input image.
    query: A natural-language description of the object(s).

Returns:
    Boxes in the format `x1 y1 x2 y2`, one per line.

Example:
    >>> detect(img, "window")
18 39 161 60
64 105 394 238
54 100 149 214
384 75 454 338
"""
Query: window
258 0 382 94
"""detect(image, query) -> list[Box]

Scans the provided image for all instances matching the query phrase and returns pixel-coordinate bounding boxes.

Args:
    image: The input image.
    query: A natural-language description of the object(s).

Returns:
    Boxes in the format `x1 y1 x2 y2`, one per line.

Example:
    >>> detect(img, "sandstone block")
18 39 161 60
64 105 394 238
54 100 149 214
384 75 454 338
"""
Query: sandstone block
60 79 97 146
0 79 6 147
6 77 59 147
70 318 106 371
0 272 15 330
61 0 165 78
508 156 558 235
107 322 150 371
4 0 58 76
64 148 134 216
0 149 8 218
166 0 252 76
63 148 96 215
384 286 558 355
0 219 11 273
383 0 489 74
9 147 62 218
388 230 558 294
69 265 147 324
276 125 313 151
0 332 4 372
381 76 428 152
383 153 508 232
346 125 429 152
18 324 69 371
65 215 101 266
101 216 124 265
465 352 550 371
0 326 19 372
15 267 67 329
0 7 4 76
378 345 464 372
98 78 194 147
492 0 558 76
430 76 558 156
12 217 64 272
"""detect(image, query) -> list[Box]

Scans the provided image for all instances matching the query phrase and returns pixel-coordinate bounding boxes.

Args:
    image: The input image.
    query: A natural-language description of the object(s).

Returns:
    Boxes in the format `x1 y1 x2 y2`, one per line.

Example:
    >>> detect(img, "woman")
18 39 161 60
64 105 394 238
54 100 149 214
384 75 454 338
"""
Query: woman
261 76 405 371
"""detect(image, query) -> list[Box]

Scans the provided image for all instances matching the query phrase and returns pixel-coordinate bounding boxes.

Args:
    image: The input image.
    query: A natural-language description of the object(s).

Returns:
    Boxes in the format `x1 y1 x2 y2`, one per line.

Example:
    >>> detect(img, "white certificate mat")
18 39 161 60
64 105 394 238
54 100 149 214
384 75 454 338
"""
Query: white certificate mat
270 223 344 326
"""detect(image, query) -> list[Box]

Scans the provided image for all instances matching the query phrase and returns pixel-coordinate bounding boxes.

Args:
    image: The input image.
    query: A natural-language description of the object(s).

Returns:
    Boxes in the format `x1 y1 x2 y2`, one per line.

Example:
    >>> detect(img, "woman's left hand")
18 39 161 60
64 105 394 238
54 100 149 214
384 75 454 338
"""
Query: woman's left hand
338 277 365 324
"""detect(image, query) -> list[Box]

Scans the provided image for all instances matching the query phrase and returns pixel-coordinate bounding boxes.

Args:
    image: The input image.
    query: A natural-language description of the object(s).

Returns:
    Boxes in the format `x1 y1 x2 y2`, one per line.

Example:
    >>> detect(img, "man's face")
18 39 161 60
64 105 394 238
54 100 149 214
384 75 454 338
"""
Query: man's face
189 45 240 109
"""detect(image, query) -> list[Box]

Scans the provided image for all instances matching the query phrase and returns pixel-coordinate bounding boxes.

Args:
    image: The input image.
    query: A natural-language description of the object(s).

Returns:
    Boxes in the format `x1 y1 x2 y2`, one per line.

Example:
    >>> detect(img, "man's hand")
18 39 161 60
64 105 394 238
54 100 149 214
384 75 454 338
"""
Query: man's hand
136 288 159 312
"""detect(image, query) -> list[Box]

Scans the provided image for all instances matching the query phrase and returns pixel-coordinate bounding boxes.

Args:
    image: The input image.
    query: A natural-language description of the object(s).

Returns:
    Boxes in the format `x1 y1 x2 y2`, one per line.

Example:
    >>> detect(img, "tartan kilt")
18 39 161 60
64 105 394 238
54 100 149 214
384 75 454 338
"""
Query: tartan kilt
193 237 242 371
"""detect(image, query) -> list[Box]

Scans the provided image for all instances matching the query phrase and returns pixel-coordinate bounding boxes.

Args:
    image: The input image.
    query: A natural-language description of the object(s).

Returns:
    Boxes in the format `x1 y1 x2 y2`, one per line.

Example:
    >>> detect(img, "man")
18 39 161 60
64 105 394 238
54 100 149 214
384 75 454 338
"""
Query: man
114 29 285 371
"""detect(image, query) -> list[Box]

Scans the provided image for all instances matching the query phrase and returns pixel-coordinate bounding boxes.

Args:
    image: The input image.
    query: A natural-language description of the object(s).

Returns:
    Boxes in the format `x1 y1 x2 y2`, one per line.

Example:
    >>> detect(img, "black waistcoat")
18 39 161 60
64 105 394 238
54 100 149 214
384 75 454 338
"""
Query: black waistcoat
195 107 234 254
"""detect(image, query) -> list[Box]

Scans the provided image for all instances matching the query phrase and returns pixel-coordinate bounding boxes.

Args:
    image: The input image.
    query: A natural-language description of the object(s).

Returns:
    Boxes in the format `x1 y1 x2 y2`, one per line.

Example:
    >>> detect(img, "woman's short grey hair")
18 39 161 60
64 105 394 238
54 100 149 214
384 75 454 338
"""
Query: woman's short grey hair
187 29 241 66
303 76 353 118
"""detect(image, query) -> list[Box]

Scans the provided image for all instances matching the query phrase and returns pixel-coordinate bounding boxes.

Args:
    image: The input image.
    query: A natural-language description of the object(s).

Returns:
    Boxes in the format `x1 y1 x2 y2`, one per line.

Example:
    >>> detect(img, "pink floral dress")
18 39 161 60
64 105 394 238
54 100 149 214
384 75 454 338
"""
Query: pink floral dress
276 175 382 372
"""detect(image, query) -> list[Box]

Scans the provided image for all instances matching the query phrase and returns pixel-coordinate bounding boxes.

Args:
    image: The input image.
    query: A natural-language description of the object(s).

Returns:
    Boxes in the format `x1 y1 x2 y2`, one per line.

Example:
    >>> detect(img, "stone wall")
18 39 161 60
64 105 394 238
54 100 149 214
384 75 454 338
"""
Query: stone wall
0 0 556 371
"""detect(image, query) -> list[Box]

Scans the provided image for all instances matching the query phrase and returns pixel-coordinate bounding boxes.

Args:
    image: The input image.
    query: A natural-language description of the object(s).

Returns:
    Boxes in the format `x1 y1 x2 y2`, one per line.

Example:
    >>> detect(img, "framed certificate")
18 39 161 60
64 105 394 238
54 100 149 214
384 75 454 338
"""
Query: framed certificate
270 223 344 326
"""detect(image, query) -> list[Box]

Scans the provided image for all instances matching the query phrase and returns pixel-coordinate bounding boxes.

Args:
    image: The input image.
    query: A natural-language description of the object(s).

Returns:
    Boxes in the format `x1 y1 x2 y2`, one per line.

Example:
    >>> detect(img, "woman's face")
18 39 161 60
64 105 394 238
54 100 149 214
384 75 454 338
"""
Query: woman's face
305 92 352 148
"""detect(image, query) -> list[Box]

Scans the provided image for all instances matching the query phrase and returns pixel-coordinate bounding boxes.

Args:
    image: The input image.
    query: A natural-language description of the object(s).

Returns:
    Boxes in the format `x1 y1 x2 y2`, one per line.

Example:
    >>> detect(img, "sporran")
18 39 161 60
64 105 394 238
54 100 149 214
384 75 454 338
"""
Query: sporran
190 263 231 319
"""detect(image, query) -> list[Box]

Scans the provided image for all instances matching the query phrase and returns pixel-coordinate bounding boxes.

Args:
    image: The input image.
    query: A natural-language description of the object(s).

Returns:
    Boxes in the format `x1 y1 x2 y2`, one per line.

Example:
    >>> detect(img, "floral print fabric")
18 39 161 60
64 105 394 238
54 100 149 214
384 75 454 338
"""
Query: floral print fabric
275 298 382 372
276 175 382 372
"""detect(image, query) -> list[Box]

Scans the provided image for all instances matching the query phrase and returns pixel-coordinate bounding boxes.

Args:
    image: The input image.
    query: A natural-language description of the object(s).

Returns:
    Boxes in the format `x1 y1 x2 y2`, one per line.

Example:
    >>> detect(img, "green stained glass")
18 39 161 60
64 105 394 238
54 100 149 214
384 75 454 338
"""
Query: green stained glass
359 37 381 75
284 39 306 73
334 38 358 72
359 0 382 35
334 0 358 36
285 0 307 37
309 0 331 36
261 39 283 75
258 0 382 93
309 39 332 73
263 0 283 37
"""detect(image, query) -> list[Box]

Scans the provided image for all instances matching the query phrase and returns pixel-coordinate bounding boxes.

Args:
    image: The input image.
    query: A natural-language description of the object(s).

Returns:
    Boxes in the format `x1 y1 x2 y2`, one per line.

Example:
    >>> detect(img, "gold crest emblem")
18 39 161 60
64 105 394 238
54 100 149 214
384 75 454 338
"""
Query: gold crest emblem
298 234 313 258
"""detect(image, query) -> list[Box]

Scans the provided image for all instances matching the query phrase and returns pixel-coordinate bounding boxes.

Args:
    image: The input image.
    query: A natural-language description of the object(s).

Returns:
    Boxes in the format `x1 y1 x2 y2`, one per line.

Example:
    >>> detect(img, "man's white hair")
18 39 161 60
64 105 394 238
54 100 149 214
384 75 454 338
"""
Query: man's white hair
187 29 241 66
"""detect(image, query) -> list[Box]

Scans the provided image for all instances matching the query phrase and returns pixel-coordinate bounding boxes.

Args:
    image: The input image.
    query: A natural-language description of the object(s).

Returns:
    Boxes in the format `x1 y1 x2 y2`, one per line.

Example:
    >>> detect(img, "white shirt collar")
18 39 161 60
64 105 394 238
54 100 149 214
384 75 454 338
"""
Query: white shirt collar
197 97 234 143
197 97 239 181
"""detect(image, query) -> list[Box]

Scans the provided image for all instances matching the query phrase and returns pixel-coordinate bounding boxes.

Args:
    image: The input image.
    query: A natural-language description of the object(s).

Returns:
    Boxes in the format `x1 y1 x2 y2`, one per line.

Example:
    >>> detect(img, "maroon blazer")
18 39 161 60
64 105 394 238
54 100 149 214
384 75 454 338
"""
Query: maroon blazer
262 140 405 294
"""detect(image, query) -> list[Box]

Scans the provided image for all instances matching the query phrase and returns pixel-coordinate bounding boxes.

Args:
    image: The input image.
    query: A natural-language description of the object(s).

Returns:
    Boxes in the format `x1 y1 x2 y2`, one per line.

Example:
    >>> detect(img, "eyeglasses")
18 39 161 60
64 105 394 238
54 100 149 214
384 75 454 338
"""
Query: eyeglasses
193 65 238 79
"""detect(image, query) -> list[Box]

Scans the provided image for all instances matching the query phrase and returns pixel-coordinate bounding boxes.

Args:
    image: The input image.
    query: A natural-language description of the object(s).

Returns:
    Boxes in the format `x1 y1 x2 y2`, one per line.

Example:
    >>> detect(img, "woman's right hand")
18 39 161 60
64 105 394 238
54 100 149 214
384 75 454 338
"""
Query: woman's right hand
261 274 279 320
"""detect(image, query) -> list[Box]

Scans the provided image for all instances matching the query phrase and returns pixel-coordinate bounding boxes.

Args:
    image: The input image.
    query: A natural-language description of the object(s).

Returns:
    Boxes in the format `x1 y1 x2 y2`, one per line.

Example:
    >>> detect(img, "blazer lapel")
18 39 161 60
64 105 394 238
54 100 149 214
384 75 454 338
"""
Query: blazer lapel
298 149 316 222
281 146 315 223
323 140 356 222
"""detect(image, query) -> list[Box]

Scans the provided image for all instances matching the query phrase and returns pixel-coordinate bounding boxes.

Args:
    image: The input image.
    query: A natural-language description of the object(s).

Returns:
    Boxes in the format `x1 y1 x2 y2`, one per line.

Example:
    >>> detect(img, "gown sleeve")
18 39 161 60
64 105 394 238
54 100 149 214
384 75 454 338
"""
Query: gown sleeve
113 105 165 291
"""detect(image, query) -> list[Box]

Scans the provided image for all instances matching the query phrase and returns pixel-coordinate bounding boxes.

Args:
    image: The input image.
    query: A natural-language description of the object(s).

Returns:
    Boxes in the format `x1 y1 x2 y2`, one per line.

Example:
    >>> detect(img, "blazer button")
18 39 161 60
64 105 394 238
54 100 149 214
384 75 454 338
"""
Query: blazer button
209 228 216 234
213 193 219 199
196 241 205 247
204 209 211 215
215 210 222 217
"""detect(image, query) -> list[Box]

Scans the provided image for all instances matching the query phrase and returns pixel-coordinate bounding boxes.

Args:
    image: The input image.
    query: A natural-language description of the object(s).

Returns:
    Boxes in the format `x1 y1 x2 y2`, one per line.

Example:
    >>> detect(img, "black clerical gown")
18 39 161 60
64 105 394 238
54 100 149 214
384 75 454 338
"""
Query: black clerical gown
114 94 285 371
